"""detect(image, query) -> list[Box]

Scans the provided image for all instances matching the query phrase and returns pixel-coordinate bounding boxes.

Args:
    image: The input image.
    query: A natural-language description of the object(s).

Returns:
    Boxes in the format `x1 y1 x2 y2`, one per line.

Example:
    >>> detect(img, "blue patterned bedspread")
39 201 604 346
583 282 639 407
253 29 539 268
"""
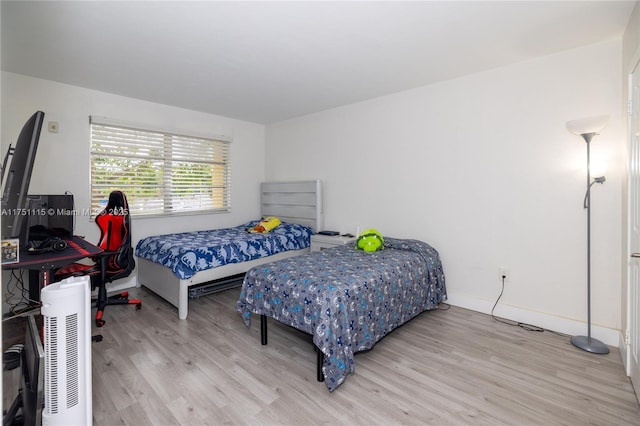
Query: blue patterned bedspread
134 221 313 280
235 237 446 391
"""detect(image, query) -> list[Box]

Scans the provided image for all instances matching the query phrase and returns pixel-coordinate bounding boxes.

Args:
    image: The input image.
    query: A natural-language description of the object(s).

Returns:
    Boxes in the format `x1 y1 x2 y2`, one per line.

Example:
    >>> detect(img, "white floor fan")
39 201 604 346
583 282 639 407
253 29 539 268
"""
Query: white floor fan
40 276 92 425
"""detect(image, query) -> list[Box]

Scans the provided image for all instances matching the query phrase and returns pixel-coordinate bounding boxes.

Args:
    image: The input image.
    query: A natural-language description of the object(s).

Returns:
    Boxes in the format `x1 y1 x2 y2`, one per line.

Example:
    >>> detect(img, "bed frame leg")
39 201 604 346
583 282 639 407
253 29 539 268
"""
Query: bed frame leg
316 346 324 382
261 314 267 345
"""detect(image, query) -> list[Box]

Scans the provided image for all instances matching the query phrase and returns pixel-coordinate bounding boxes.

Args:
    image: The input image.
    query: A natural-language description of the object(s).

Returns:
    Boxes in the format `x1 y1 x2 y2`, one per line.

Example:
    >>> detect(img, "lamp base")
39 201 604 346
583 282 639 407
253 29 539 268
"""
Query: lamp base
570 335 609 354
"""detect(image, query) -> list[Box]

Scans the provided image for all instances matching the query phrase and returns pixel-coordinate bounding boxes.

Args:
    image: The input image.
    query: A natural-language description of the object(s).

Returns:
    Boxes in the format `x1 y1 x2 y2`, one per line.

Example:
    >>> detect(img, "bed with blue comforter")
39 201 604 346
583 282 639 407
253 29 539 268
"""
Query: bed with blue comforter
135 221 313 280
235 237 446 391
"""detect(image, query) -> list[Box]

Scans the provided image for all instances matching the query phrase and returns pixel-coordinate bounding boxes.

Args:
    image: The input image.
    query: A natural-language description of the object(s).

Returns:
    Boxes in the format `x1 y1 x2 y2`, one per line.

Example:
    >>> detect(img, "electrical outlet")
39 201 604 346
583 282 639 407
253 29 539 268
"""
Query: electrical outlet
499 267 510 283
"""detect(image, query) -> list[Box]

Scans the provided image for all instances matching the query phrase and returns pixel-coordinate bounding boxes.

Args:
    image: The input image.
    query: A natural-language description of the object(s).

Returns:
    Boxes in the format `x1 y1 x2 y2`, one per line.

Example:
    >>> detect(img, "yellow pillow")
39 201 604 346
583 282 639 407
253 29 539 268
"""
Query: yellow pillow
249 216 281 233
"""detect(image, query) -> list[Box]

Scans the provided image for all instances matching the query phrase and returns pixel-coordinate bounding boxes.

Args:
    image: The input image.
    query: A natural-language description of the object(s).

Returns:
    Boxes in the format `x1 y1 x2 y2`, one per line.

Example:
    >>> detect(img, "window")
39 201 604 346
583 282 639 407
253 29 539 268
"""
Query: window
90 117 231 217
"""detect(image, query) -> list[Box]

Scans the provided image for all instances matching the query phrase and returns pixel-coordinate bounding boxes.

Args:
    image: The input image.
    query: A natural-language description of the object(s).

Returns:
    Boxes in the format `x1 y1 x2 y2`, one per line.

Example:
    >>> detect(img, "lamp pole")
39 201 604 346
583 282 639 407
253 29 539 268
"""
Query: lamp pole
570 132 609 354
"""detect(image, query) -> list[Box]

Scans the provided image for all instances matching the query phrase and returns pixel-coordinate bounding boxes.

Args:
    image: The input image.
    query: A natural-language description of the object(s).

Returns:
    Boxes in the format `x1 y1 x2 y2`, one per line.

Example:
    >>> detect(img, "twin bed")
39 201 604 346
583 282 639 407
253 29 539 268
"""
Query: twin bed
135 180 323 320
135 180 447 391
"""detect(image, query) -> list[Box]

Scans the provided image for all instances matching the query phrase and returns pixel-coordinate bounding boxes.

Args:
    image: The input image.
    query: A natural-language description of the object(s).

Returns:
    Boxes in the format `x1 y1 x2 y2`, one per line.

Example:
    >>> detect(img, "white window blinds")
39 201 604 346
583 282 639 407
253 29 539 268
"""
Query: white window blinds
90 117 231 217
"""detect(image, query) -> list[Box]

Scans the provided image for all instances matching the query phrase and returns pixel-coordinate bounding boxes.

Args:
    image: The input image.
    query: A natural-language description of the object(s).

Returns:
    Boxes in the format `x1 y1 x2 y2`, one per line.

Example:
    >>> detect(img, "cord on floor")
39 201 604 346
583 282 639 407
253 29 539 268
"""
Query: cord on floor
492 275 547 333
436 278 568 337
437 302 451 310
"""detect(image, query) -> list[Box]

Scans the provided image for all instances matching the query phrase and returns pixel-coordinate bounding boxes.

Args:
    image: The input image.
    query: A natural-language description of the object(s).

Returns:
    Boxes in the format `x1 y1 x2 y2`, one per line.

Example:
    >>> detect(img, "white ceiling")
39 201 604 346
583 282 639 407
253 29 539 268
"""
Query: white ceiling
1 1 636 124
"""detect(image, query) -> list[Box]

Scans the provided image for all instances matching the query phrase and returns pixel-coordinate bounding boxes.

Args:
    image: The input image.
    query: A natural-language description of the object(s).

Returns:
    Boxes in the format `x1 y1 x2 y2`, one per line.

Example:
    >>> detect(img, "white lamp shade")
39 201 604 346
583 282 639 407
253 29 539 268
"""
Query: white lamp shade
566 115 609 135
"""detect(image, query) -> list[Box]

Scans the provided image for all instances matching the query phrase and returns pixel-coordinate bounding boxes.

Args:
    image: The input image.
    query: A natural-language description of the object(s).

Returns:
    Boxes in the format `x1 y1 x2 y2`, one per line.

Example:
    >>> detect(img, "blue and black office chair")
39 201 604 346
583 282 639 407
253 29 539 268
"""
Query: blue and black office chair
55 190 141 327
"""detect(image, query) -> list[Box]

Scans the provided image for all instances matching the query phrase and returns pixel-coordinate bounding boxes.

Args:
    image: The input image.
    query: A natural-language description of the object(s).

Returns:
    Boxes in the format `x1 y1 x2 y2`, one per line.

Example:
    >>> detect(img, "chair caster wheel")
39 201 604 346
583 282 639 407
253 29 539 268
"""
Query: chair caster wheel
136 303 142 310
92 334 103 342
96 319 105 327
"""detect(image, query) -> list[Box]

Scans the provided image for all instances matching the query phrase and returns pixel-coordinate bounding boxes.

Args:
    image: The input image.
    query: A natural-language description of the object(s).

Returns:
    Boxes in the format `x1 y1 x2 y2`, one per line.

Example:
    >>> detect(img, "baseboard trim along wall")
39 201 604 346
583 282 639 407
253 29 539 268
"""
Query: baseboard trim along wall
446 293 621 348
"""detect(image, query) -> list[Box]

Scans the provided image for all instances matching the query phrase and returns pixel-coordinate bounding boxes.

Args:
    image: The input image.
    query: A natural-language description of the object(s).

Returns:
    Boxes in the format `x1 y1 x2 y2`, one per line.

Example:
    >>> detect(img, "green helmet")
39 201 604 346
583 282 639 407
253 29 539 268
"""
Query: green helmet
356 229 384 252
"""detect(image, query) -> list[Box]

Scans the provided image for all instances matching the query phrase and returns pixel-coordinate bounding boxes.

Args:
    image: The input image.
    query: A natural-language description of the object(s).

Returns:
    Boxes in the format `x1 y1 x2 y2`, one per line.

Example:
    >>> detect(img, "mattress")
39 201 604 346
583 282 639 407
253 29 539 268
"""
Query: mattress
134 221 313 280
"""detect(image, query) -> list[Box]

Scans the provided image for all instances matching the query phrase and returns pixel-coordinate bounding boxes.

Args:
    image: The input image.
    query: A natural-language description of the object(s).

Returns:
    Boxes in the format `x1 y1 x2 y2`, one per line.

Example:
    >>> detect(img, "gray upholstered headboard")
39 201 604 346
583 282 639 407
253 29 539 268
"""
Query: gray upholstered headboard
261 180 323 232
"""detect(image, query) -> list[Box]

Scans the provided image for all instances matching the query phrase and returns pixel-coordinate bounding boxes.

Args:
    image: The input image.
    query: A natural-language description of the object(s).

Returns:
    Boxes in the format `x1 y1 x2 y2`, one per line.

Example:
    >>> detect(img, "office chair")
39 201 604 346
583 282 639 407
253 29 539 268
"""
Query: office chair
55 190 141 327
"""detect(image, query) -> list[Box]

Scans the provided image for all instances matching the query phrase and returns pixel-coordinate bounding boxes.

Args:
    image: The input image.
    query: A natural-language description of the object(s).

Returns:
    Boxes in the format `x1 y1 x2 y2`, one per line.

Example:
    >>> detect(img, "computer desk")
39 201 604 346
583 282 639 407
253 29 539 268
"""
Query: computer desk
2 236 102 303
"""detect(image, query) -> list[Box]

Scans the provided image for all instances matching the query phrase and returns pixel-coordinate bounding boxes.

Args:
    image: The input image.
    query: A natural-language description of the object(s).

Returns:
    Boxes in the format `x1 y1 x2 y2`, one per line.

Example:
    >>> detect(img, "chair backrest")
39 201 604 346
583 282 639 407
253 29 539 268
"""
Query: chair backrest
94 190 135 279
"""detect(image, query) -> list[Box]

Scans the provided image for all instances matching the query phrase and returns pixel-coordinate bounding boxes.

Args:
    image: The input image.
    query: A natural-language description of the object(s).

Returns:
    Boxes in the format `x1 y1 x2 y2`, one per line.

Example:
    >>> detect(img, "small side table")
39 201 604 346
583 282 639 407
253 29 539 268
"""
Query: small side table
310 234 357 252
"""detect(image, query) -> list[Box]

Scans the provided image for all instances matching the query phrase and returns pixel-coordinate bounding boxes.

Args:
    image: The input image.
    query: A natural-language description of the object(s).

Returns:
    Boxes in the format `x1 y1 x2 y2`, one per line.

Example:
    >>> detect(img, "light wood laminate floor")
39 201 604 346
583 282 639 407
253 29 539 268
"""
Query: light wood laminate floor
8 286 640 425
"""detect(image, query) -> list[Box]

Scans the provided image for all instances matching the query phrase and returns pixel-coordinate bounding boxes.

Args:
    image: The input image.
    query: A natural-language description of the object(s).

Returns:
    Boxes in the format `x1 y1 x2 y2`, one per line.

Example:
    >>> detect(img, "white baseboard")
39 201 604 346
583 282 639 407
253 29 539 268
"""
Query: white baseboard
446 293 621 347
619 332 631 375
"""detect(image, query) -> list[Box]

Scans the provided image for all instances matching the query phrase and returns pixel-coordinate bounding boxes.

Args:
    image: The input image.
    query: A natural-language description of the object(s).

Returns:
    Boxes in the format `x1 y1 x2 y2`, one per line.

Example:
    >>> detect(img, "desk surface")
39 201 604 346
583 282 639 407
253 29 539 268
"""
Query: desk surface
3 236 102 271
2 236 102 307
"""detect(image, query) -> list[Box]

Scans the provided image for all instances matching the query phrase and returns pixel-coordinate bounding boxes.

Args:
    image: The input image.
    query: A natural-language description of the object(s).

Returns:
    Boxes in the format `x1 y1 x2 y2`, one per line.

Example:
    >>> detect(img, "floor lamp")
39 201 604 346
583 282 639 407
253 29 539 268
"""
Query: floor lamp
566 115 610 354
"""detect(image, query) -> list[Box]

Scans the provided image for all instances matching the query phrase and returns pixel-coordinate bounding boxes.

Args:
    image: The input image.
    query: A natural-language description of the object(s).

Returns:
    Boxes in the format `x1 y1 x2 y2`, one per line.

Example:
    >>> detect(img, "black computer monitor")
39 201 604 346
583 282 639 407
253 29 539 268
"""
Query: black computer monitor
24 194 75 241
1 111 45 240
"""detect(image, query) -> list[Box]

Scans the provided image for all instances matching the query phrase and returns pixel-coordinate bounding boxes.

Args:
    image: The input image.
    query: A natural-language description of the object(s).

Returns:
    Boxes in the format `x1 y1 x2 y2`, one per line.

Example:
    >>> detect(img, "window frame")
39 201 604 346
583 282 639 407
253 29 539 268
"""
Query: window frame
89 116 231 218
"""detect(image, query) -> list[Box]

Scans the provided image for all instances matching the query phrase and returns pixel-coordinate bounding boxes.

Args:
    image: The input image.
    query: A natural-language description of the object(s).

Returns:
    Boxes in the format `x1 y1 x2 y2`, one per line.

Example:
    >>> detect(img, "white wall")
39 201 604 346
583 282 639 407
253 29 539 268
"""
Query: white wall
266 40 625 343
0 41 626 343
1 72 266 312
